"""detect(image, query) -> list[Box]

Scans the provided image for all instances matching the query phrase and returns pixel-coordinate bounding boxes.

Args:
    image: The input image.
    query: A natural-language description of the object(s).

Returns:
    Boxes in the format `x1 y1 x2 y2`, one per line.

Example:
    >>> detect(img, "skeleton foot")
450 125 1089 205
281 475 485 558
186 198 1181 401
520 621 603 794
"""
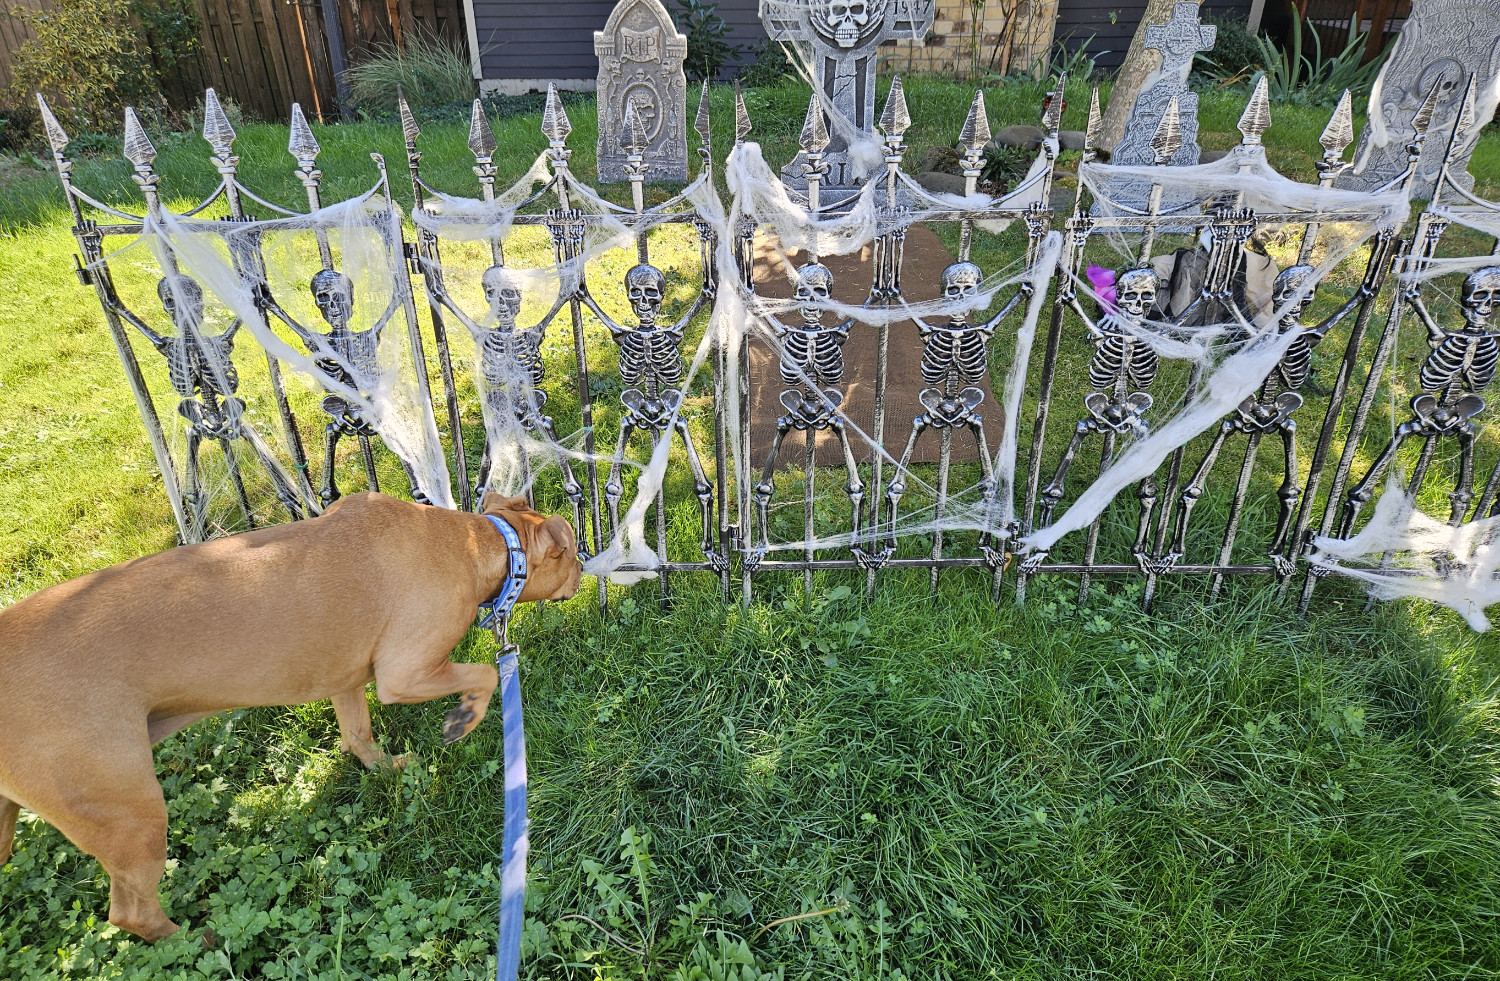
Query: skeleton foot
1134 551 1181 576
1018 549 1048 574
1269 553 1298 579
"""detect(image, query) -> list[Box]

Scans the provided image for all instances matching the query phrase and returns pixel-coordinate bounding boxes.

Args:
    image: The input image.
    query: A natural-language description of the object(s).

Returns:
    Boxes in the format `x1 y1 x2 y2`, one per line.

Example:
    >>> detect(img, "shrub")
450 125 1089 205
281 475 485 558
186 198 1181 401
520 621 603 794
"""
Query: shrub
738 37 795 88
0 102 39 153
7 0 171 131
1253 9 1389 106
1196 15 1265 83
671 0 745 82
344 31 476 114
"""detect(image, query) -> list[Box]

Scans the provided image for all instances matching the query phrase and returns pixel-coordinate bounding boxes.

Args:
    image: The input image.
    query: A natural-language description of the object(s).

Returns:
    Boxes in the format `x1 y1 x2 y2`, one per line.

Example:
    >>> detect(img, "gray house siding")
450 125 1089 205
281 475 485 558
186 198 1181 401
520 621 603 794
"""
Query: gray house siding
476 0 767 92
1053 0 1254 72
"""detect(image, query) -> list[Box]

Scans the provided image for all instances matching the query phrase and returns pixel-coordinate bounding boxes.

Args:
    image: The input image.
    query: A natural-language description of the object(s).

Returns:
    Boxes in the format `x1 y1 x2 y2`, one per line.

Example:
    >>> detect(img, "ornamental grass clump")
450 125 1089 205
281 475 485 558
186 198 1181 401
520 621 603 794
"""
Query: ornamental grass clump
344 32 477 114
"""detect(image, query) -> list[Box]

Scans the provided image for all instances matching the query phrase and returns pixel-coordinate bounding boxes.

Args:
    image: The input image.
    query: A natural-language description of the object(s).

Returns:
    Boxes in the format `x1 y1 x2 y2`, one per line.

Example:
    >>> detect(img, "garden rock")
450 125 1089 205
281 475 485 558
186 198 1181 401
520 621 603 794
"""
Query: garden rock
992 125 1045 149
1200 149 1229 164
915 171 969 195
1060 130 1087 151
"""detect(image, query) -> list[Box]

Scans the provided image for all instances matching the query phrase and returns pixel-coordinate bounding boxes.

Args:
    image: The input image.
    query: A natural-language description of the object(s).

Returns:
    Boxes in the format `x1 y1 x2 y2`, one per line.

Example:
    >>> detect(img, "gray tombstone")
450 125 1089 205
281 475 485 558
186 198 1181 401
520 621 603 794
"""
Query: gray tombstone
1110 1 1215 167
760 0 935 195
595 0 689 183
1334 0 1500 198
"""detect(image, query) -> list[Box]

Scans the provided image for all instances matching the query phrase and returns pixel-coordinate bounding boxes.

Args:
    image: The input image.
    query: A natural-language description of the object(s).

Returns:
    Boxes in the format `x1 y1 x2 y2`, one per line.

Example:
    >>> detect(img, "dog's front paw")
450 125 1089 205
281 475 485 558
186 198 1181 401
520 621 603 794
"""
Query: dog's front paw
443 693 481 744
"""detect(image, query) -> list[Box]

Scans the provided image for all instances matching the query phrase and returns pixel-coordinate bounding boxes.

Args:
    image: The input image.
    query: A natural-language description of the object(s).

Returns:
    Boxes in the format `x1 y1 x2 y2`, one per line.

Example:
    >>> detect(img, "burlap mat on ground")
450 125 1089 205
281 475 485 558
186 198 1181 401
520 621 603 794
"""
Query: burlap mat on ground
747 224 994 467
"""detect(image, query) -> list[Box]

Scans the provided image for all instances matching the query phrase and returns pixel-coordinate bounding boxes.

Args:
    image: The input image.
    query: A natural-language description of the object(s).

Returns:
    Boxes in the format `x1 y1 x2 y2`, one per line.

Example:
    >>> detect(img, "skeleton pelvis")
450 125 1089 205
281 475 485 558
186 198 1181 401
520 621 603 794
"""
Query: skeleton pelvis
1410 392 1486 433
1235 391 1303 431
917 386 985 426
1084 391 1152 433
620 387 681 427
779 388 843 429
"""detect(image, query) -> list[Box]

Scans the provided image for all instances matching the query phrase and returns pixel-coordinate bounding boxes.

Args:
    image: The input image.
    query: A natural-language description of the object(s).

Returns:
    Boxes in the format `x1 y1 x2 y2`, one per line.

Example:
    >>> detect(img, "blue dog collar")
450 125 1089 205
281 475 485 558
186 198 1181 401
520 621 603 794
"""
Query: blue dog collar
477 514 527 635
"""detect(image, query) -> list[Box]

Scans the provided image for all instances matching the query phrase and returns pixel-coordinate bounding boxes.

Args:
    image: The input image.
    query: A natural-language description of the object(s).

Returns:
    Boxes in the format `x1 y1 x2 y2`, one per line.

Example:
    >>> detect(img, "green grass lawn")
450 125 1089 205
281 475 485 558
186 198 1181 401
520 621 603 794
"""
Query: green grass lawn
1 79 1499 979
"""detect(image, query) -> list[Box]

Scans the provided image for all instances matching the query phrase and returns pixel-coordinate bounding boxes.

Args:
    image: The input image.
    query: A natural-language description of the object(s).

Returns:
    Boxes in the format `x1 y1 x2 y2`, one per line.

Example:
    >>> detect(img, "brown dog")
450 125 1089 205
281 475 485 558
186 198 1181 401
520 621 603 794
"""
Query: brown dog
0 491 580 941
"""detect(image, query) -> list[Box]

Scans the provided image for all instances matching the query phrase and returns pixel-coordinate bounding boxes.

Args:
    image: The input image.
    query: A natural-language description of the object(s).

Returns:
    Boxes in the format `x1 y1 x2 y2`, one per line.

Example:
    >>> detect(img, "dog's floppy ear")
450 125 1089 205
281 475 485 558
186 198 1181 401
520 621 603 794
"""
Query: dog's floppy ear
482 493 530 514
539 515 575 560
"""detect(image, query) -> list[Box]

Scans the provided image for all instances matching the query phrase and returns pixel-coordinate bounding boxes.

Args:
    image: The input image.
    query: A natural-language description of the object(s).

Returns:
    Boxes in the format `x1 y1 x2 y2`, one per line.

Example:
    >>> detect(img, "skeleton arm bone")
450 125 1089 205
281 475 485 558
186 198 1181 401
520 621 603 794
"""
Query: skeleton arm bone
98 276 167 350
978 284 1032 334
578 287 630 339
1408 294 1447 348
1068 295 1106 340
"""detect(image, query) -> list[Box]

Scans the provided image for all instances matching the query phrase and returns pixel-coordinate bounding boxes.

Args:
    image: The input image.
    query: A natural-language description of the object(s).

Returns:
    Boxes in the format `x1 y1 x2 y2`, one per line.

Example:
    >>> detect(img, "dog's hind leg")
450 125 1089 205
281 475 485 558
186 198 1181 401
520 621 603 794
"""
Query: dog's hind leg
331 686 399 769
375 661 498 747
0 796 19 864
29 746 176 940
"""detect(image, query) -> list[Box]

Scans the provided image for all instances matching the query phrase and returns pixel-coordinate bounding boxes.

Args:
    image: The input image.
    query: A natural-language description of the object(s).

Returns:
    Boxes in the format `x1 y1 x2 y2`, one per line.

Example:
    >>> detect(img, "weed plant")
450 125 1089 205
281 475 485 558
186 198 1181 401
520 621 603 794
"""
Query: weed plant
344 32 478 115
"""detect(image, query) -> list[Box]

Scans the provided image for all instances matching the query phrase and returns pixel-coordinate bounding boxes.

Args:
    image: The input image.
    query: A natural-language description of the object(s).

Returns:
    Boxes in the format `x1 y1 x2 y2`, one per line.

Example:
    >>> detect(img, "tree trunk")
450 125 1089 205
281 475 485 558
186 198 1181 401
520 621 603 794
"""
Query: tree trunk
1099 0 1203 154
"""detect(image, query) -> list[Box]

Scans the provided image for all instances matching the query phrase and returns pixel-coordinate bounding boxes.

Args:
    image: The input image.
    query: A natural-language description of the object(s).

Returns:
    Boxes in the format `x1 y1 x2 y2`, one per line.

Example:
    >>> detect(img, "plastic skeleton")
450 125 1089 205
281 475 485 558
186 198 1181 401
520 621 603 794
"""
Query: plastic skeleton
102 273 306 528
1029 268 1164 549
262 268 422 506
1168 264 1369 571
423 263 583 519
579 263 718 562
753 262 867 544
1342 266 1500 531
883 260 1032 544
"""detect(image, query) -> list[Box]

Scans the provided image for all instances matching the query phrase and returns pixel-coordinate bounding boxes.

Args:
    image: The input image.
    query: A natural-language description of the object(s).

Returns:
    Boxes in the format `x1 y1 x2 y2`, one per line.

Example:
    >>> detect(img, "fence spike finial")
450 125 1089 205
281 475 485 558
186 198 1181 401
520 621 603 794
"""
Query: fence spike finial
468 98 496 157
541 83 572 143
1413 74 1444 136
800 91 829 153
1237 75 1270 146
288 103 321 162
1083 84 1101 154
879 74 910 138
958 89 990 152
623 101 649 155
201 88 236 151
694 79 712 149
1455 73 1478 139
35 93 70 156
1043 73 1066 134
398 87 421 145
122 107 157 168
734 81 752 144
1151 97 1182 162
1320 89 1354 158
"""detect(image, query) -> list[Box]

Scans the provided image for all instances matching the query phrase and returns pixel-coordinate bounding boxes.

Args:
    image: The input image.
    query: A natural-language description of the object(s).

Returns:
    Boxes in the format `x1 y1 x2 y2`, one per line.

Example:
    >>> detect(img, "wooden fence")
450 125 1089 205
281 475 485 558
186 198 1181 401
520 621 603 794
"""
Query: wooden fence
1 0 468 123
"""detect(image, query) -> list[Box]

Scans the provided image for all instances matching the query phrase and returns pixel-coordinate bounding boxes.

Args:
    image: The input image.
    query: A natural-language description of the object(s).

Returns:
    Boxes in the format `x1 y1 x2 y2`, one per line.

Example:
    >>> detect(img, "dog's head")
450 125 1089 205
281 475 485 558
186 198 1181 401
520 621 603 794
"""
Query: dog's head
483 494 582 602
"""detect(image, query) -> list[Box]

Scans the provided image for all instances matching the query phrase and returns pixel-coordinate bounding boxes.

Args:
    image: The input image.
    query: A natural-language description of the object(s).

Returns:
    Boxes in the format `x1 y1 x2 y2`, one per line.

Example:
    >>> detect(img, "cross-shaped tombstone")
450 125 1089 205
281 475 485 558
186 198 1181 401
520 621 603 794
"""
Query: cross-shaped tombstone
760 0 935 195
1111 1 1215 167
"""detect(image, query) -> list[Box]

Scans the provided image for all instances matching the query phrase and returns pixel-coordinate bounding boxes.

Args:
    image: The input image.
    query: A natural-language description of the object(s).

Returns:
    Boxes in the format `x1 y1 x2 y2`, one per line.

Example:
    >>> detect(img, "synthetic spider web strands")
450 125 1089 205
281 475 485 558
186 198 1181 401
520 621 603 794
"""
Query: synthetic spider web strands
1299 75 1500 628
1015 80 1413 610
45 65 1500 629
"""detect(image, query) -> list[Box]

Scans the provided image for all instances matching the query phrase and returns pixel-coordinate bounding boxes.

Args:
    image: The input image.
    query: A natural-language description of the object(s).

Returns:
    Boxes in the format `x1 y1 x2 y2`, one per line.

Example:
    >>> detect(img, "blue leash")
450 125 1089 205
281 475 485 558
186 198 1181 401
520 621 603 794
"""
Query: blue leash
475 515 528 981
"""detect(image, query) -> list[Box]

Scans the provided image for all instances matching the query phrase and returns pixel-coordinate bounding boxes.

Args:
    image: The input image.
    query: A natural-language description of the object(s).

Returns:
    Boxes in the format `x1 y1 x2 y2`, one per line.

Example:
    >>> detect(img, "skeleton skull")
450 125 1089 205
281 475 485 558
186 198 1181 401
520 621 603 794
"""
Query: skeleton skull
311 269 355 331
1271 265 1318 324
1115 268 1158 321
826 0 868 48
157 275 205 328
625 264 666 322
481 266 523 323
1461 266 1500 329
941 261 983 300
795 262 835 319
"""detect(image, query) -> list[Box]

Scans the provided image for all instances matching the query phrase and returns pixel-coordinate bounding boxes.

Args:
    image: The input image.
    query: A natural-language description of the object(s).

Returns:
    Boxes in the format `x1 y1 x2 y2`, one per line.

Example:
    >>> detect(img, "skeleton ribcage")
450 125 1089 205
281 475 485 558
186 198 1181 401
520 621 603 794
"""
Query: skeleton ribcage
1276 332 1316 392
616 328 683 389
1089 333 1157 392
780 326 845 387
325 331 382 382
1420 334 1499 396
921 326 988 385
166 336 238 399
480 329 544 389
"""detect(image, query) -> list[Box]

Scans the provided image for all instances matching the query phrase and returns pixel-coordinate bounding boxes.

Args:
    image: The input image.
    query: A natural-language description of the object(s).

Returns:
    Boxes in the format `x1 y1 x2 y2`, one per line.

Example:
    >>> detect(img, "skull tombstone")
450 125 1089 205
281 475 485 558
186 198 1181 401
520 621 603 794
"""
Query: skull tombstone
825 0 869 47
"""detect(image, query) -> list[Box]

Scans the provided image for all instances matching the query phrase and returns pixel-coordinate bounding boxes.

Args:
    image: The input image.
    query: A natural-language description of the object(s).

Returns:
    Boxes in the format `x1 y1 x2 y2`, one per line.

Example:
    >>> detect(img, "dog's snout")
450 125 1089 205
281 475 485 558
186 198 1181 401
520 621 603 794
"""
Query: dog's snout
554 557 582 600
